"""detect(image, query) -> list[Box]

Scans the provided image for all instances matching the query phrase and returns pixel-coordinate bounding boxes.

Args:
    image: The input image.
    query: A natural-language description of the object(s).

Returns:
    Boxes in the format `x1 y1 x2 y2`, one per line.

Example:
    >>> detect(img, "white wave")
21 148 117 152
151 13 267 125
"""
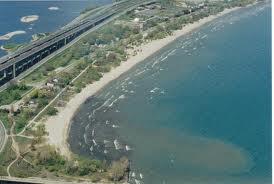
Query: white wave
135 69 147 76
93 95 114 115
140 173 143 179
90 146 93 152
152 59 161 68
84 133 88 144
92 102 99 107
132 172 136 177
124 77 131 81
108 95 125 107
104 149 108 154
48 6 59 11
201 34 208 39
125 145 132 151
112 124 119 128
92 139 97 146
108 98 118 107
114 139 123 150
150 87 160 93
160 55 168 62
104 92 110 98
135 179 141 184
92 129 95 137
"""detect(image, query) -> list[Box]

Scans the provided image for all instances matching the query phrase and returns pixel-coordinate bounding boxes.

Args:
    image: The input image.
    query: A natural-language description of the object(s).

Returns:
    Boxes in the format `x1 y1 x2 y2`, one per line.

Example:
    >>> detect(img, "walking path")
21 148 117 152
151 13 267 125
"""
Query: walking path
0 120 7 153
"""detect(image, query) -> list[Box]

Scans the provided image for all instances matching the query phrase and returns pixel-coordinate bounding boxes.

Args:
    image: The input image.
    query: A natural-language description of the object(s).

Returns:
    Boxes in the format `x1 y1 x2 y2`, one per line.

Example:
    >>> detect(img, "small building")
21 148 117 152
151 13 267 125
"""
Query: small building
46 82 54 88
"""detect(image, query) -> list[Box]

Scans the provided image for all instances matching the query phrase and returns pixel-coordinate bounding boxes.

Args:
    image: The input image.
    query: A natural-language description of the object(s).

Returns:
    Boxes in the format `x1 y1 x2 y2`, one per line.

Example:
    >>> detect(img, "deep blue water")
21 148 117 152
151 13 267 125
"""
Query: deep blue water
69 2 271 184
0 0 111 57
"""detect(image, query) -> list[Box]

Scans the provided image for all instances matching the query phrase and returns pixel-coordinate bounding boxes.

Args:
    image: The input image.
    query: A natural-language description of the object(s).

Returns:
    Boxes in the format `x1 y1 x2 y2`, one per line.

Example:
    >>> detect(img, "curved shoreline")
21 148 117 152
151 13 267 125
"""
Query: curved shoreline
0 31 26 41
20 15 39 23
44 7 240 157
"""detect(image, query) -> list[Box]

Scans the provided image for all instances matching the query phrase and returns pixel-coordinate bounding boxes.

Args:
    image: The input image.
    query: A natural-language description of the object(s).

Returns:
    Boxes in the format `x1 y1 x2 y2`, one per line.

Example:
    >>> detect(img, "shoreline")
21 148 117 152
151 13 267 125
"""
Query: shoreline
44 7 240 158
0 31 26 41
20 15 39 23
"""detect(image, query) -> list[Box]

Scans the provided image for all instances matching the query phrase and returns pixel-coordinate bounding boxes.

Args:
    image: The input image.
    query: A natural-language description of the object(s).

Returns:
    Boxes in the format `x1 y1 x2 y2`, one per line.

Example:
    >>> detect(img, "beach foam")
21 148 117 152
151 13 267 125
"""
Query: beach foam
48 6 60 11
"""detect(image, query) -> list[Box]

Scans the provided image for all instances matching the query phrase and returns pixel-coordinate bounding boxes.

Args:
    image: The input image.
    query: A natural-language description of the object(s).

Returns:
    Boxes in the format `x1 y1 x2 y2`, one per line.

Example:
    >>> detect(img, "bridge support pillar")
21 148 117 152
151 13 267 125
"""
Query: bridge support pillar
13 64 16 78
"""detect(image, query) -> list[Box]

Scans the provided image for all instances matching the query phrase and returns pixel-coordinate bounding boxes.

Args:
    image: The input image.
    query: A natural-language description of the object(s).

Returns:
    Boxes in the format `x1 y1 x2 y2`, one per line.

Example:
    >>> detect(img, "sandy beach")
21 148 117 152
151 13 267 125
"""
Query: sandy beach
44 7 240 158
0 31 26 41
20 15 39 23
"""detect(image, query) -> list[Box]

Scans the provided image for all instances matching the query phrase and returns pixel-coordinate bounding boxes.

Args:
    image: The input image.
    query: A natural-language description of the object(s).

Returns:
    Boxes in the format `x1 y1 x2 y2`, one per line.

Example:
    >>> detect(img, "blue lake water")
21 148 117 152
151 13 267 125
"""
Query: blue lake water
68 2 271 184
0 0 111 57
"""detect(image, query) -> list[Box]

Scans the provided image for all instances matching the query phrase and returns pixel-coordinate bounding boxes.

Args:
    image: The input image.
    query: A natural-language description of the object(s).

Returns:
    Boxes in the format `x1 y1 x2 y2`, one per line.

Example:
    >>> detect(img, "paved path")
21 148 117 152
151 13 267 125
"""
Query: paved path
0 120 7 153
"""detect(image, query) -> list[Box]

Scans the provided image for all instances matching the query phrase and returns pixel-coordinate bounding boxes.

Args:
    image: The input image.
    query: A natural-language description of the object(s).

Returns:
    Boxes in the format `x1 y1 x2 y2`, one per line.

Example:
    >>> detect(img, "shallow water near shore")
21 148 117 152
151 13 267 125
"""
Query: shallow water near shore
69 3 271 183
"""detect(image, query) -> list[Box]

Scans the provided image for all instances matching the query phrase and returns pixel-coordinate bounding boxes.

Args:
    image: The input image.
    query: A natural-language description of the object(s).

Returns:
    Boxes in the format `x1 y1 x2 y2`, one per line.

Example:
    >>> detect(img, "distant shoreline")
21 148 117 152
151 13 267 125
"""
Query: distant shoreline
20 15 39 23
44 7 241 158
0 31 26 41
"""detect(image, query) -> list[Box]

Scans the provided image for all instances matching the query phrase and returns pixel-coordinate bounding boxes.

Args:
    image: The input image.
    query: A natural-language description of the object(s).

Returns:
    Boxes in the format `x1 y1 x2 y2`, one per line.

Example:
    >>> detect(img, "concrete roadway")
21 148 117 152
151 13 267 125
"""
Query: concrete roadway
0 0 141 68
0 0 155 92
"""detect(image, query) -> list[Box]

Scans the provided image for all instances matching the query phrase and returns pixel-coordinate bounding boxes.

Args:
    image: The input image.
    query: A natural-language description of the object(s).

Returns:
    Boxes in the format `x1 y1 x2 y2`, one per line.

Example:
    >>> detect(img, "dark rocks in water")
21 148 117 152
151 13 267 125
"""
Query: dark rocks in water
108 157 130 182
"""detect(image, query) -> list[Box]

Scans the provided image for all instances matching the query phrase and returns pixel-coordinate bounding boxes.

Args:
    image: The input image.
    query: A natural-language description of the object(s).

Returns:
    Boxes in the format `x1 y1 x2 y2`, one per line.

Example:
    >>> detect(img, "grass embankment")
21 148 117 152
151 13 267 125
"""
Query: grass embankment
2 43 22 51
0 83 32 106
0 138 16 176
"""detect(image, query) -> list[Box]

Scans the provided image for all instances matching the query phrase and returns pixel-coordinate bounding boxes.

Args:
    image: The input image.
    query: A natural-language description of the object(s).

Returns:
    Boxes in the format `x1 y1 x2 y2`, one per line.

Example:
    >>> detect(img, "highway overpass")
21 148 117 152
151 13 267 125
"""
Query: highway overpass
0 0 155 87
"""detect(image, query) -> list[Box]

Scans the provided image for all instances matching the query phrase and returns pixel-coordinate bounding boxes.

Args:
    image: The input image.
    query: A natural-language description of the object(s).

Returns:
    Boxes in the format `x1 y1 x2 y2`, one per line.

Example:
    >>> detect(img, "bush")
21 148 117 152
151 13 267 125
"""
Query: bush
108 157 129 181
34 145 66 169
0 83 30 106
46 107 58 116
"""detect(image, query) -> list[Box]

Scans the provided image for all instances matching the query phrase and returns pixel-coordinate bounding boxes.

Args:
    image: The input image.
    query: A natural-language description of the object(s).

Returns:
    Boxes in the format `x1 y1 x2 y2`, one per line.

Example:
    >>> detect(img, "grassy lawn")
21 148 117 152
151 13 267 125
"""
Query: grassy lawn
0 83 32 106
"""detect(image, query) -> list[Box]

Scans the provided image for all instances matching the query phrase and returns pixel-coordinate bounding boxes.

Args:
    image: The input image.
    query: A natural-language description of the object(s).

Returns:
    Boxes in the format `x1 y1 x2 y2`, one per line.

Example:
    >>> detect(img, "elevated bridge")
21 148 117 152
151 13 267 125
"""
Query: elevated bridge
0 0 155 87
